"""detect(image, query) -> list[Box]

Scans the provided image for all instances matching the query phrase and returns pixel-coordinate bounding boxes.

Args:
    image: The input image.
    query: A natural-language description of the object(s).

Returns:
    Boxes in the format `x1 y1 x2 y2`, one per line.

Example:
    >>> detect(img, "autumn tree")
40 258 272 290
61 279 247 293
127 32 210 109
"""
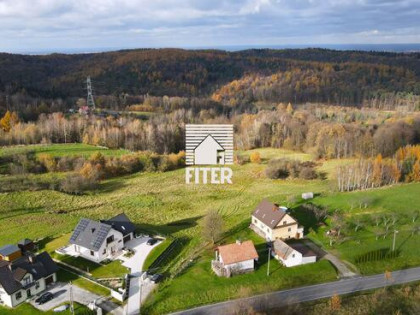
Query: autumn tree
330 293 341 311
250 151 261 164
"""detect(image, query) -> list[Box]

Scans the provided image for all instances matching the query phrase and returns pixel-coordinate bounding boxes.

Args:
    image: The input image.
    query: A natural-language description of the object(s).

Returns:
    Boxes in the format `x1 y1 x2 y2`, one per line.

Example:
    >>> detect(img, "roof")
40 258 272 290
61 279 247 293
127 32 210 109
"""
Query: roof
69 218 112 251
0 244 20 256
101 213 136 236
252 199 288 229
272 240 316 260
217 240 259 265
0 252 58 295
195 135 224 151
18 239 33 246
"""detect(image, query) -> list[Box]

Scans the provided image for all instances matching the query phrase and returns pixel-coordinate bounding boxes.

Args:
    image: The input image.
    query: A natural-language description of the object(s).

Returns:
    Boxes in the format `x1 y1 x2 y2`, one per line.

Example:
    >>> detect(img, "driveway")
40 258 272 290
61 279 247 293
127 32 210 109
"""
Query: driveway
172 266 420 315
122 237 162 273
29 282 122 314
123 237 161 315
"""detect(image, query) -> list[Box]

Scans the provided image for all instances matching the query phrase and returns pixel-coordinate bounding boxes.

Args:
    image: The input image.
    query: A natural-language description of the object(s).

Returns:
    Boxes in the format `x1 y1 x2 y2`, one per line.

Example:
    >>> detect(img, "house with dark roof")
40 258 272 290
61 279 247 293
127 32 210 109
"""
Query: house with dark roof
101 213 136 243
250 199 304 241
271 239 317 267
69 213 135 263
212 240 259 277
0 251 58 308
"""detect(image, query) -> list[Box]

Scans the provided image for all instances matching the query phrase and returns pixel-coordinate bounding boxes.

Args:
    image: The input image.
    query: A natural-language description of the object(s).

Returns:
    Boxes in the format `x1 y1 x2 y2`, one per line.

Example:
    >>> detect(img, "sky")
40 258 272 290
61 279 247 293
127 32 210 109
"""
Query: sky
0 0 419 53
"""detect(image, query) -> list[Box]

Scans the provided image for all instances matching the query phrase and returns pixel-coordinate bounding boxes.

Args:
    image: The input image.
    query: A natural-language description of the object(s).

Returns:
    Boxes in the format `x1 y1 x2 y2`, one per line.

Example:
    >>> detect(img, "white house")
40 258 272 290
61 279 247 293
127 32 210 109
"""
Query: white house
0 252 58 308
271 239 317 267
212 240 258 277
194 135 225 165
250 199 304 241
69 214 136 263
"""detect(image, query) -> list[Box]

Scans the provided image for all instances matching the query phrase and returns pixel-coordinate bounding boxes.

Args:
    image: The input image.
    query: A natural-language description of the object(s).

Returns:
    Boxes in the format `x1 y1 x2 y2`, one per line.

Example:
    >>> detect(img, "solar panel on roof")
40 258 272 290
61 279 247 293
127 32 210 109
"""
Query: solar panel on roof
70 219 89 242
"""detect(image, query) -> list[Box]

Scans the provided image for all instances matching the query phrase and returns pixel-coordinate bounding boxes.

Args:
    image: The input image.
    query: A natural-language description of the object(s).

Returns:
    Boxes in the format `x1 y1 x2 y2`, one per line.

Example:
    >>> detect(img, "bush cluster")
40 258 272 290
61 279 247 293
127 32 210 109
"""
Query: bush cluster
265 158 318 180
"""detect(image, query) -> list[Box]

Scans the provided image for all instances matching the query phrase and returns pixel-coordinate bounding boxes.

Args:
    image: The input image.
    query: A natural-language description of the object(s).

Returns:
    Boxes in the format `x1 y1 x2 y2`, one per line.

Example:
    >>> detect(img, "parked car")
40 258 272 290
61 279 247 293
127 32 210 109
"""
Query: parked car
150 273 163 283
146 238 158 246
36 292 54 304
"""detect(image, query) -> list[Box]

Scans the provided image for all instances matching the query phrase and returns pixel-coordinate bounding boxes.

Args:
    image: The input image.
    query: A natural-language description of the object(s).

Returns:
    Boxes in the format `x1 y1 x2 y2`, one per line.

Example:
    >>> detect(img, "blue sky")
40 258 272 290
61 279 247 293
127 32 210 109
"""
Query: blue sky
0 0 419 52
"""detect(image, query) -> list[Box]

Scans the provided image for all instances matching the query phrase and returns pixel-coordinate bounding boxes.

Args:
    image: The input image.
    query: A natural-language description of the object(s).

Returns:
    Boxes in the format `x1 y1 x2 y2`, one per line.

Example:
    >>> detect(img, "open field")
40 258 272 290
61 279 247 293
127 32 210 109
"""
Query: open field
1 144 419 313
0 302 93 315
0 143 130 158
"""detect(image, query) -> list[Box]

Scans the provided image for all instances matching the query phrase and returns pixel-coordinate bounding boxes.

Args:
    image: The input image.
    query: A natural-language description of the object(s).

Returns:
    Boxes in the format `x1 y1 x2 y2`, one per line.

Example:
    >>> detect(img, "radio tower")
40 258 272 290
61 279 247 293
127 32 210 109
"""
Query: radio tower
86 76 96 110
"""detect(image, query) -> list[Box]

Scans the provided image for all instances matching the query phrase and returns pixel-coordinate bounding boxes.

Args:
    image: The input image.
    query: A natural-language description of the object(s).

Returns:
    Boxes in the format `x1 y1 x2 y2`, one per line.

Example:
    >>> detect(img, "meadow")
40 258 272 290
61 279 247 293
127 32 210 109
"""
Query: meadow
0 144 419 313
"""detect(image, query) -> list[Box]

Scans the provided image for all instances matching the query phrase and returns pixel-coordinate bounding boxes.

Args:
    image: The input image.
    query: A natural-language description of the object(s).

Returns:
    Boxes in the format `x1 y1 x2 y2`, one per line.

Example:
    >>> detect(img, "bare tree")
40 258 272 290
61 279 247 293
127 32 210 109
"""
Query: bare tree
202 209 224 244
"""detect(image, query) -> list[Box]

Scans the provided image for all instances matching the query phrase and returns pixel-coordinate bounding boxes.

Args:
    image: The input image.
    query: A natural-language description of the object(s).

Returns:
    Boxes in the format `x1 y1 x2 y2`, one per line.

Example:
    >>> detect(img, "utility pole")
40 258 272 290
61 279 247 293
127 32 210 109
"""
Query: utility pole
392 230 399 251
86 76 96 110
267 247 271 276
69 281 74 315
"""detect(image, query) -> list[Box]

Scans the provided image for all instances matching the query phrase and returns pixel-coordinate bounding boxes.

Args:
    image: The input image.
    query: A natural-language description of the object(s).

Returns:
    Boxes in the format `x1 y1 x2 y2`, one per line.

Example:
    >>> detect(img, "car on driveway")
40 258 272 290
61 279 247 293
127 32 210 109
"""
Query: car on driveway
150 273 163 283
146 238 158 246
36 292 54 304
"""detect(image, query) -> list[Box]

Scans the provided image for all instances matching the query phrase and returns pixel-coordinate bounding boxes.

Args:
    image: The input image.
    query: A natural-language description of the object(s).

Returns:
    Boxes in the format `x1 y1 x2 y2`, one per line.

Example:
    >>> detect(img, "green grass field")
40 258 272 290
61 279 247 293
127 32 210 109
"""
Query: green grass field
0 144 419 313
0 143 130 158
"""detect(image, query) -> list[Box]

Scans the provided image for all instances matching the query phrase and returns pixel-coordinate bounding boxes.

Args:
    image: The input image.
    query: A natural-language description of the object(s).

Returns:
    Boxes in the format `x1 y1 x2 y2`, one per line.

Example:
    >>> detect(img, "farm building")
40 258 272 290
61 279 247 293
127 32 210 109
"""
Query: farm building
212 240 259 277
0 245 22 262
271 239 317 267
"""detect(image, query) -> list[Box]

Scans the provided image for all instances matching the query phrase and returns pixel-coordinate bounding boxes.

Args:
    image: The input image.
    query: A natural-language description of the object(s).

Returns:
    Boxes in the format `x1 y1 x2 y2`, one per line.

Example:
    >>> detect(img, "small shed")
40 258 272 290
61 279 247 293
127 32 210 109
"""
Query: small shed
302 192 314 200
0 244 22 262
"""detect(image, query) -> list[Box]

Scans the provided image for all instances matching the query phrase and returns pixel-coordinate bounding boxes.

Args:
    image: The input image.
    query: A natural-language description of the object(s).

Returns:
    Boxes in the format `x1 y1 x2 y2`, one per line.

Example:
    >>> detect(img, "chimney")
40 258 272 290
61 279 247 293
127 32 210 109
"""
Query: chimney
272 205 277 212
91 228 96 234
28 254 35 264
7 263 12 271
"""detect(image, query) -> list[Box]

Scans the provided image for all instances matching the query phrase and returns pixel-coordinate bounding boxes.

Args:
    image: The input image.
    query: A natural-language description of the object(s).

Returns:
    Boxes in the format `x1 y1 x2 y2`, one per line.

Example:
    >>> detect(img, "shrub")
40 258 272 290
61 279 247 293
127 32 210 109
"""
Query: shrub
250 151 261 163
60 173 98 194
235 154 250 165
266 158 318 180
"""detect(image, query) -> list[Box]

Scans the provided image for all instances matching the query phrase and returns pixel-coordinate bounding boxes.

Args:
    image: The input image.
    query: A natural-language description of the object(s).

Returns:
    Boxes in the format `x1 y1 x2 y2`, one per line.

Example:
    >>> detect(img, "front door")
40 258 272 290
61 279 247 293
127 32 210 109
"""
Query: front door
26 289 31 297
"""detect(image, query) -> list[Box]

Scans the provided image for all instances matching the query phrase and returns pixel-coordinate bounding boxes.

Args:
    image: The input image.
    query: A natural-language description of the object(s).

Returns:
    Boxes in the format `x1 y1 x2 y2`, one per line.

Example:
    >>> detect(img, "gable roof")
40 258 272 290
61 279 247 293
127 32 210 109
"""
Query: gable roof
217 240 259 265
0 252 57 295
69 218 112 251
252 199 289 229
101 213 136 236
272 240 316 260
0 244 20 256
18 239 33 246
194 135 224 151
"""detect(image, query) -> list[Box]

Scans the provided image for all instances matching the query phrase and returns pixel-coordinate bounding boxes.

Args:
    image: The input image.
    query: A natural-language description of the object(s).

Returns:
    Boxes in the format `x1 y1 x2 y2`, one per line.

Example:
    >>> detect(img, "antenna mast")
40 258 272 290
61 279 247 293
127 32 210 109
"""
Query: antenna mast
86 76 96 110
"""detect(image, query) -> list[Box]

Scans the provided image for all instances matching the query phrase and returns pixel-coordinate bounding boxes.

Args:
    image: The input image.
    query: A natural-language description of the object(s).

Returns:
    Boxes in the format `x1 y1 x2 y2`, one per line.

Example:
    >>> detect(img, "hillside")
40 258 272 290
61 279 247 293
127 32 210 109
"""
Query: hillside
0 48 419 103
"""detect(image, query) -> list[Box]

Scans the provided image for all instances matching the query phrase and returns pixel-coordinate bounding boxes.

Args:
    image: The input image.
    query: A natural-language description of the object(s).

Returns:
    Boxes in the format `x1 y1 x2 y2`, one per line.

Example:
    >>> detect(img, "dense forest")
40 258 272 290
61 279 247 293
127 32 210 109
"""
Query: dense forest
1 48 420 119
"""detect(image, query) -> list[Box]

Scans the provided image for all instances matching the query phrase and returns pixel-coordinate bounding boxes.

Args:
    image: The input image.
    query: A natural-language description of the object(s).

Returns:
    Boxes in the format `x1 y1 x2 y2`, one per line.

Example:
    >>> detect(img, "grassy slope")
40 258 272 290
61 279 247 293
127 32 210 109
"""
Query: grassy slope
0 145 419 313
0 143 129 158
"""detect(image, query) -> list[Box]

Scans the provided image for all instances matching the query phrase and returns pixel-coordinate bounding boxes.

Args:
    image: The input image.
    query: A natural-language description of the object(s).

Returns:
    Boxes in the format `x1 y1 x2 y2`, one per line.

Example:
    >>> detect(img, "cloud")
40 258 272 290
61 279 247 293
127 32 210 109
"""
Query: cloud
0 0 419 52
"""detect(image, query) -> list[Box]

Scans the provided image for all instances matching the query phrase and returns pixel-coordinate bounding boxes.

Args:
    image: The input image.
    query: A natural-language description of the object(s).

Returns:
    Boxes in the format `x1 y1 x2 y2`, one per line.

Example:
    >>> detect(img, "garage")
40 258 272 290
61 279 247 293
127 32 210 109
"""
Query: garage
45 275 54 285
123 233 132 243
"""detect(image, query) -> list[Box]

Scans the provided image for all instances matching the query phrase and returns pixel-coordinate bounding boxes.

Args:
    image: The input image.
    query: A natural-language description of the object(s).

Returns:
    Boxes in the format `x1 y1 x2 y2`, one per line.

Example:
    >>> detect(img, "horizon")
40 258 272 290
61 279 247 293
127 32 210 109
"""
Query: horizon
3 43 420 56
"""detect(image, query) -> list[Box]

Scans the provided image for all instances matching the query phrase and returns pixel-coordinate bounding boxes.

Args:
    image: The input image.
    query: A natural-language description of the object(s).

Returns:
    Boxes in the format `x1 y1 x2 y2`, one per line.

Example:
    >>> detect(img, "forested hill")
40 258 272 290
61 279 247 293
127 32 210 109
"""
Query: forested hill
0 48 419 102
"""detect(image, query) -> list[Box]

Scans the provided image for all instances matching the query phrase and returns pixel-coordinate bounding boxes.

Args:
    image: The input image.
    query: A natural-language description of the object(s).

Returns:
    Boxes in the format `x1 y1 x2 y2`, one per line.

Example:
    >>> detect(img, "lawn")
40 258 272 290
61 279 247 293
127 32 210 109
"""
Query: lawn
0 302 93 315
143 238 173 271
0 145 419 313
142 229 337 314
57 269 110 296
0 143 130 158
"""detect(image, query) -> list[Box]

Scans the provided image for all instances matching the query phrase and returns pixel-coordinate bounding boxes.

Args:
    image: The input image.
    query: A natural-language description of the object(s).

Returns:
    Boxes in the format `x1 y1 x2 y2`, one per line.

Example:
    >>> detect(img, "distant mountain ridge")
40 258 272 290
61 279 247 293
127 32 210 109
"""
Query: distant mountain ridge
0 48 419 102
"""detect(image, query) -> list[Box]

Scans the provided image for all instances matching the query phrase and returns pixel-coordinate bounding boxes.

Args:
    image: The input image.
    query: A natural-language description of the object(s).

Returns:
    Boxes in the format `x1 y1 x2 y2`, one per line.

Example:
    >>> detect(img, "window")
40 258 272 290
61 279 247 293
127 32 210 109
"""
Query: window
254 219 257 224
35 282 40 289
106 235 115 244
288 228 291 232
103 248 106 255
267 228 269 232
90 250 94 256
292 254 295 258
283 221 287 225
16 292 22 300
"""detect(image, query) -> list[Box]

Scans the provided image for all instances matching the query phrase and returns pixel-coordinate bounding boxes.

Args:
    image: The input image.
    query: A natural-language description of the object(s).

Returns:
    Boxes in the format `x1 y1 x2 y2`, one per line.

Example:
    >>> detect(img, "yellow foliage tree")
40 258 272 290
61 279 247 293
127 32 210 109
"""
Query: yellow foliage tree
330 293 341 311
250 151 261 164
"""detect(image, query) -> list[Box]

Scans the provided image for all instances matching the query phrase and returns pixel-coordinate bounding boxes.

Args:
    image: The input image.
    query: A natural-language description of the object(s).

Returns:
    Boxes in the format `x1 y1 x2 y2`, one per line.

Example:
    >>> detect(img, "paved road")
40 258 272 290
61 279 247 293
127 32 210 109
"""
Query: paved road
172 267 420 315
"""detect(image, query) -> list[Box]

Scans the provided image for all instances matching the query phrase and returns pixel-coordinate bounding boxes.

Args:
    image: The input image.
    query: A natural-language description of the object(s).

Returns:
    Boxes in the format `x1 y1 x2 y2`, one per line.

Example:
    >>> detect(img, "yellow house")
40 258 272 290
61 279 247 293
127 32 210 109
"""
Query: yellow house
250 199 304 241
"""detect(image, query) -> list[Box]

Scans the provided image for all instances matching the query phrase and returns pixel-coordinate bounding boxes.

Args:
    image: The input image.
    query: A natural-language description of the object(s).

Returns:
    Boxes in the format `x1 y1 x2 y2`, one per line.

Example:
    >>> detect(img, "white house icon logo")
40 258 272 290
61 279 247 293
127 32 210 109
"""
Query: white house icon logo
185 124 233 184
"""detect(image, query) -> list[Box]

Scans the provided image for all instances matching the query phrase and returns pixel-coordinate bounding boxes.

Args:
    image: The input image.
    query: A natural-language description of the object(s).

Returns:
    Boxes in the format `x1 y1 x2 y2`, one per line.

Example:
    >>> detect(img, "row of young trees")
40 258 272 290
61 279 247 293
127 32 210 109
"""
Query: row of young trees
336 145 420 191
